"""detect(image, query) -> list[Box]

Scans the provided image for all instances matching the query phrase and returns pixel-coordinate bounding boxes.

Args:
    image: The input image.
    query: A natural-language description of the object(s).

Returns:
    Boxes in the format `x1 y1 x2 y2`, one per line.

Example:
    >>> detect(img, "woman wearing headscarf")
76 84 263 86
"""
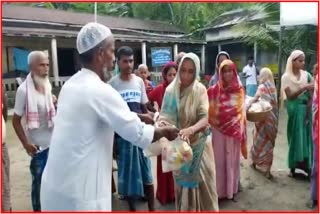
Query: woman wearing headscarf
248 68 279 179
147 61 177 205
208 59 247 200
208 51 230 87
159 53 219 211
281 50 314 178
310 65 318 208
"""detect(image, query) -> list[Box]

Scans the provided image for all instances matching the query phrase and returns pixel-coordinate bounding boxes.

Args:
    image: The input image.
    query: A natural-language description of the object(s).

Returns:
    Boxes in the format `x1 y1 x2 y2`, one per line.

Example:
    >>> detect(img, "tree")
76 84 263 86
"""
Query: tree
7 2 268 40
231 3 317 71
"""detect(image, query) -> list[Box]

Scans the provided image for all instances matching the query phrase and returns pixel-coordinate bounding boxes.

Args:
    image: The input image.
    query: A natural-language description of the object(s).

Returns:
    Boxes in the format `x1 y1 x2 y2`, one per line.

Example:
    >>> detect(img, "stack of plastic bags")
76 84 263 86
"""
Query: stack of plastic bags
245 96 272 113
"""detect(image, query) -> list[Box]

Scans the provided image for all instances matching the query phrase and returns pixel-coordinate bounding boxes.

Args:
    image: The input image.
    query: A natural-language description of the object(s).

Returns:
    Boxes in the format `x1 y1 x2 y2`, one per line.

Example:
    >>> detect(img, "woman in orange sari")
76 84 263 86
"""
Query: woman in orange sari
208 59 247 200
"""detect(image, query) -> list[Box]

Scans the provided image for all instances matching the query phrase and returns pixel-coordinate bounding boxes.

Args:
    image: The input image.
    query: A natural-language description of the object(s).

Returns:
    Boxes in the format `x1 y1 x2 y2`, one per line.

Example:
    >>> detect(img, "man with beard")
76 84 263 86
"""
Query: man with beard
109 46 156 211
12 51 56 211
40 23 178 211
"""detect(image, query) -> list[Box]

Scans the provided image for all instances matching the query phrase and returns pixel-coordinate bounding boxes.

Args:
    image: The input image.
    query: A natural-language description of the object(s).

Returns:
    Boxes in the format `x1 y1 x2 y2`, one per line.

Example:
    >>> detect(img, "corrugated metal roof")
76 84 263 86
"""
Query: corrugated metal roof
2 26 206 44
201 8 268 31
2 4 185 34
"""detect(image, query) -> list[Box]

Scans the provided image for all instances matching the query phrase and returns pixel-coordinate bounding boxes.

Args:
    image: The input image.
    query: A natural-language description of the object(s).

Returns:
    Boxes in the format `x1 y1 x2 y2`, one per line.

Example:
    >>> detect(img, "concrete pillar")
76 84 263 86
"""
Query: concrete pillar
173 43 178 59
141 42 147 65
51 38 59 87
201 44 205 73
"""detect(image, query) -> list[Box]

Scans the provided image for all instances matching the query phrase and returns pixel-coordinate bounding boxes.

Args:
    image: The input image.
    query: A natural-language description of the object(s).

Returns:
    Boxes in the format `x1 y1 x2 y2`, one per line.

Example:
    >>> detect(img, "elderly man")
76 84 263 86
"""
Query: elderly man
40 22 179 211
12 51 55 211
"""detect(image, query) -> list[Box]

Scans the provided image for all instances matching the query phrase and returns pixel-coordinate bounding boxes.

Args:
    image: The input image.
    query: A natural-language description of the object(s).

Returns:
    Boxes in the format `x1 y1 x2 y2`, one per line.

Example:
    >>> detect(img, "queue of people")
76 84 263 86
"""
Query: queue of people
2 21 318 212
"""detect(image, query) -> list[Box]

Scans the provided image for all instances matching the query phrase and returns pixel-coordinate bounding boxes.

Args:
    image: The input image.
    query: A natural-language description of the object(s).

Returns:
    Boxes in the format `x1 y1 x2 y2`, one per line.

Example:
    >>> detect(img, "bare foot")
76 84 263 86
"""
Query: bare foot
251 163 256 170
265 171 274 180
306 200 317 209
232 195 238 202
288 168 296 178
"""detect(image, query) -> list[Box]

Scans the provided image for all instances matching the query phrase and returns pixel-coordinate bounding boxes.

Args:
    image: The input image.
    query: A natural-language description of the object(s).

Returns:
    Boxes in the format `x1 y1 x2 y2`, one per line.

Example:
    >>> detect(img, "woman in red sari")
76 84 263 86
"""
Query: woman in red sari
148 61 177 205
207 60 247 200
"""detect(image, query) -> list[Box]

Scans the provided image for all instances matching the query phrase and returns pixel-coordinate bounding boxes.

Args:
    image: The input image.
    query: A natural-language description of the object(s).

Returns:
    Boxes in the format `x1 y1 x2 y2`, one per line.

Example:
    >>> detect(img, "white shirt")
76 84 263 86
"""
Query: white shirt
242 64 258 85
109 74 148 104
14 84 53 150
40 68 154 211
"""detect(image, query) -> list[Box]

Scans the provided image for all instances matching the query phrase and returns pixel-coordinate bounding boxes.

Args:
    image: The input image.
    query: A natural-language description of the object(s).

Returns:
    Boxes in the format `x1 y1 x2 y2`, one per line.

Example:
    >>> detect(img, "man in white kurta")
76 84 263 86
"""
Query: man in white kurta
40 22 178 211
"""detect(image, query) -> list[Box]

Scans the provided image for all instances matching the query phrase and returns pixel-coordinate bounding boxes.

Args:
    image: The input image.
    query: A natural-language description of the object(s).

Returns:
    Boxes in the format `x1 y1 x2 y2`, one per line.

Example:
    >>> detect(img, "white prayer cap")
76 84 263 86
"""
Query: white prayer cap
76 22 112 54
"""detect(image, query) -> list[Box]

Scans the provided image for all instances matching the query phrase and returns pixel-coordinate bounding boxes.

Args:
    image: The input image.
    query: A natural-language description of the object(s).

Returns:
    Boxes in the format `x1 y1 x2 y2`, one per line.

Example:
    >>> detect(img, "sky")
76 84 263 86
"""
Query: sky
280 2 318 26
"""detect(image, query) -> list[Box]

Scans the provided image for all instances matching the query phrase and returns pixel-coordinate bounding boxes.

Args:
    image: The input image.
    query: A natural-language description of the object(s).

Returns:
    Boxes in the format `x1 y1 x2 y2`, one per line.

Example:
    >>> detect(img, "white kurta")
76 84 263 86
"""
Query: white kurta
40 68 154 211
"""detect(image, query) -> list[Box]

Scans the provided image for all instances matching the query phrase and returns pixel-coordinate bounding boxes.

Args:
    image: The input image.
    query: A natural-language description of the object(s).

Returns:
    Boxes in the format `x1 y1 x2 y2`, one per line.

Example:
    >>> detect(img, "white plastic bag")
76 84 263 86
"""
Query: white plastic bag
143 120 173 157
248 99 272 113
143 137 168 157
161 137 193 173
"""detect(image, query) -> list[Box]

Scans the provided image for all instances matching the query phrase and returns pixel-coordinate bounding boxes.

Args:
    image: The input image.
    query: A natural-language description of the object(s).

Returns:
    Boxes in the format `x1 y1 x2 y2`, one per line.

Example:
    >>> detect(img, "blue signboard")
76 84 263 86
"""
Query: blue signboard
151 47 172 67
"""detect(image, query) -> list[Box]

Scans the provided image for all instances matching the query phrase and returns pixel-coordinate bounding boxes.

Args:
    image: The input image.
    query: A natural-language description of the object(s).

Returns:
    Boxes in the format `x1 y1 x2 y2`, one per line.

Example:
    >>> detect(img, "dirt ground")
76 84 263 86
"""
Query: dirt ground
4 109 315 211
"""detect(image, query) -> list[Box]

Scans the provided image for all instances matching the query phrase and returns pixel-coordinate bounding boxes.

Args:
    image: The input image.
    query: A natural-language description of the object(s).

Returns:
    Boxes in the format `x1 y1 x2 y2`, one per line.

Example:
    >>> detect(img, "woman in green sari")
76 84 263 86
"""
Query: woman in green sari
159 53 219 211
281 50 314 177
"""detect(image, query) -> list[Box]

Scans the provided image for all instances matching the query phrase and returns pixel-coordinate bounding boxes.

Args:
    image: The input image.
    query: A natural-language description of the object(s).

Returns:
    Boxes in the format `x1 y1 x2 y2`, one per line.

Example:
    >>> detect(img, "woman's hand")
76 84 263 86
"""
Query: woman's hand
303 83 314 92
157 120 171 127
179 127 194 141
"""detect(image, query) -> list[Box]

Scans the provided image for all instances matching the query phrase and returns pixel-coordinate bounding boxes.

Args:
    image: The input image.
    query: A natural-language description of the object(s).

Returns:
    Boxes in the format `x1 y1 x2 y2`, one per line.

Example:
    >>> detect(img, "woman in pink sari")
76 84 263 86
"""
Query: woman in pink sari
310 64 318 208
208 59 247 200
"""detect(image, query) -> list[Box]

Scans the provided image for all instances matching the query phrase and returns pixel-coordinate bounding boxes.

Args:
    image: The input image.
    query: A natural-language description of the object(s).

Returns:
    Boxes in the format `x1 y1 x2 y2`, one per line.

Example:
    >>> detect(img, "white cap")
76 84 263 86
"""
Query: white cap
76 22 112 54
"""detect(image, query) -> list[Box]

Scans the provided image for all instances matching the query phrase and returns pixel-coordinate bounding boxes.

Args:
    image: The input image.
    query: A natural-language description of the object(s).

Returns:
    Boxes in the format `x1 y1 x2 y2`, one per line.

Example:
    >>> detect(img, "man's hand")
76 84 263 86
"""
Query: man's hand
52 95 57 105
162 126 180 141
23 143 38 156
153 126 179 142
138 113 154 125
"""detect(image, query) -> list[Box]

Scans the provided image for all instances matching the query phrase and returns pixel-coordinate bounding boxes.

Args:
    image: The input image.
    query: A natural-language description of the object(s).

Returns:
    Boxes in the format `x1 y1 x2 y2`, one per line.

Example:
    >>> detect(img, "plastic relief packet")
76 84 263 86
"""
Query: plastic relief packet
143 137 168 157
248 99 272 113
143 118 171 157
161 137 193 173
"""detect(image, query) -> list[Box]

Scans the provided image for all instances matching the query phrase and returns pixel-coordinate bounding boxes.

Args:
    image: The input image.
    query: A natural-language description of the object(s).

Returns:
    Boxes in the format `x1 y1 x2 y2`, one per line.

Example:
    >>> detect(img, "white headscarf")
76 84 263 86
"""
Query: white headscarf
161 53 205 127
259 67 275 85
281 50 309 101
